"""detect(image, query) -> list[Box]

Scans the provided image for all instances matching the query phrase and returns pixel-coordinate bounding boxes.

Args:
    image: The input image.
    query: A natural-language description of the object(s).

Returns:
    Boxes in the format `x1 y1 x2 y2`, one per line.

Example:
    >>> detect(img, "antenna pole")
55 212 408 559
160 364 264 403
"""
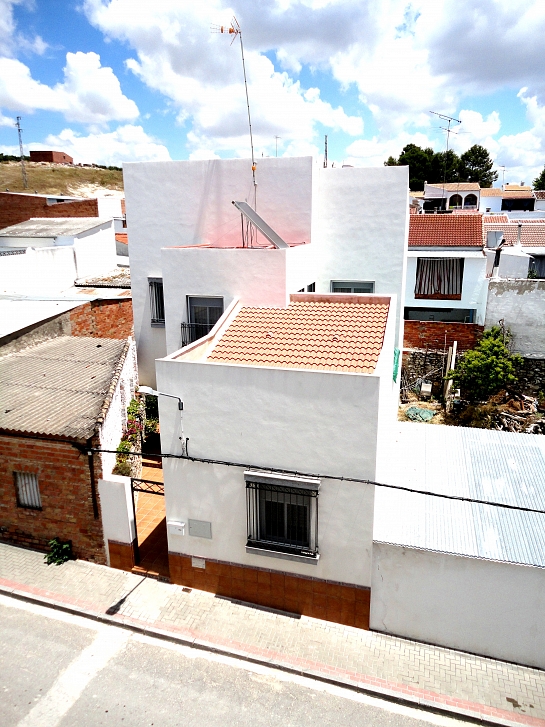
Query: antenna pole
274 135 281 158
324 135 328 168
236 22 257 208
15 117 28 189
430 111 460 211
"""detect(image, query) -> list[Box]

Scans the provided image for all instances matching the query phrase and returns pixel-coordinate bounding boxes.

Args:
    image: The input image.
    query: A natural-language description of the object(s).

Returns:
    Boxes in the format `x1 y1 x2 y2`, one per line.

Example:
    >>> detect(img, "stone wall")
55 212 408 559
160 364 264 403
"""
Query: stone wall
517 358 545 394
402 350 448 389
0 434 106 563
69 299 134 339
0 192 98 229
404 321 483 352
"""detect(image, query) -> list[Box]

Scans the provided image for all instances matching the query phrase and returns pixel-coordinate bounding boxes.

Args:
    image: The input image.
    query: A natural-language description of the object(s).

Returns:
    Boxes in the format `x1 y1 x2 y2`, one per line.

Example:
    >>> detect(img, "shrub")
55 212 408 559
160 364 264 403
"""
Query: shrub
45 538 73 565
447 326 522 402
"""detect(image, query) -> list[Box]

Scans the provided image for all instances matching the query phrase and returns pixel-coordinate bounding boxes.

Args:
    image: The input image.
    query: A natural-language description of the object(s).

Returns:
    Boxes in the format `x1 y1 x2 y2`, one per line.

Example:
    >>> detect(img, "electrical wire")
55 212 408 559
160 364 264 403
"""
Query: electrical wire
89 448 545 516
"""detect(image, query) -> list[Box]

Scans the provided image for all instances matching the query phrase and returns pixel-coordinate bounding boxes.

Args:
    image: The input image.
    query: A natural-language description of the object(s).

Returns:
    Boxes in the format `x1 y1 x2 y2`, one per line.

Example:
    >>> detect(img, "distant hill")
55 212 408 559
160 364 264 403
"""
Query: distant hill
0 161 124 197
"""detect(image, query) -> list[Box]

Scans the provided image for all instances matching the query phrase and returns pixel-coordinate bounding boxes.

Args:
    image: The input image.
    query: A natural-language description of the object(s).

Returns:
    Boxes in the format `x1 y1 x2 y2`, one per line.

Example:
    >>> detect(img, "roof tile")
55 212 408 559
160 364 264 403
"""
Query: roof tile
409 214 483 247
207 297 389 373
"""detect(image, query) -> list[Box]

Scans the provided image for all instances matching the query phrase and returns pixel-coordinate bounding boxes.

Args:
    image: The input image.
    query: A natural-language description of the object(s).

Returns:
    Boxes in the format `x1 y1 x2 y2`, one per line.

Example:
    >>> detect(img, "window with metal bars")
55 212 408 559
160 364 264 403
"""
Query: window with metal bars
245 473 319 557
149 279 165 326
414 258 464 300
14 472 41 510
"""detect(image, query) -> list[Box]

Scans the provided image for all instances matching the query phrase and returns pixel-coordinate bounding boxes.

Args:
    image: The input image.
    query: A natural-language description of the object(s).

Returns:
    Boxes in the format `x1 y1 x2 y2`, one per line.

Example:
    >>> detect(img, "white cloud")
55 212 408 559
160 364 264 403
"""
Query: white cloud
83 0 363 157
0 52 139 124
345 131 435 167
40 125 171 165
0 110 14 126
0 0 47 58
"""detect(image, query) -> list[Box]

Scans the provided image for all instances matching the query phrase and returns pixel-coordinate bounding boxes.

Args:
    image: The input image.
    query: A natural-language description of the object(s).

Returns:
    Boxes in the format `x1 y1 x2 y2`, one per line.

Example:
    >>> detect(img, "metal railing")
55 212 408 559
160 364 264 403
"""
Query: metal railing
180 322 215 347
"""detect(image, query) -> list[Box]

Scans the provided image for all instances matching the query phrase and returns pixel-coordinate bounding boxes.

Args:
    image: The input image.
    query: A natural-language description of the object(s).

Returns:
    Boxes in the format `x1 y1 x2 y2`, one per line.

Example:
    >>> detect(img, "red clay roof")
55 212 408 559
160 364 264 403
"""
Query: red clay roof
534 191 545 200
409 214 484 247
115 232 128 244
483 219 545 247
480 188 503 197
426 182 480 192
207 294 390 373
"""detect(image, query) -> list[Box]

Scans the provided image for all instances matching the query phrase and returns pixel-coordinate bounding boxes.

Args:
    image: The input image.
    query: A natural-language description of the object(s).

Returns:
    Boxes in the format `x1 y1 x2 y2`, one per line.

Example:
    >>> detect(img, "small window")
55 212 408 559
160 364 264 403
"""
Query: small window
414 258 464 300
181 297 224 346
14 472 41 510
331 281 374 294
245 472 319 557
149 279 165 326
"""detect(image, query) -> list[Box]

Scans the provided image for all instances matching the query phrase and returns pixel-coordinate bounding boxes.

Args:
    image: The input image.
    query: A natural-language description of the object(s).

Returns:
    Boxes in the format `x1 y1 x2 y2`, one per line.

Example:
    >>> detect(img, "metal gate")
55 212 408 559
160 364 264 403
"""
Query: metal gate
130 477 165 564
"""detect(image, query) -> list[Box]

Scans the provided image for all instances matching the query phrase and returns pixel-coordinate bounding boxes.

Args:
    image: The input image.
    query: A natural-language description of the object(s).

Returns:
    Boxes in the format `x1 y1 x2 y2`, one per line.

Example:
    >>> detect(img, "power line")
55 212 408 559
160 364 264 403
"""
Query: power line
90 448 545 516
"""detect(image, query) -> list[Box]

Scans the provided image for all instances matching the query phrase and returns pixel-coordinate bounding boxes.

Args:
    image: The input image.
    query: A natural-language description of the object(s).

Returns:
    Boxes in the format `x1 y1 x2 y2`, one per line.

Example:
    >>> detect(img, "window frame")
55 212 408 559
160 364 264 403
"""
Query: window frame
14 471 42 510
245 471 319 560
148 277 165 327
414 258 464 301
330 280 375 294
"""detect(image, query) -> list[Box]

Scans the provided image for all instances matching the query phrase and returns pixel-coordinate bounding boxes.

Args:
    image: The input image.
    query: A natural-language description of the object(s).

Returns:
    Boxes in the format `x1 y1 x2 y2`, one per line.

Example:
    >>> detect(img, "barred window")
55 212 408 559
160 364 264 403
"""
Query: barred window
415 258 464 300
14 472 41 510
245 471 319 558
149 279 165 326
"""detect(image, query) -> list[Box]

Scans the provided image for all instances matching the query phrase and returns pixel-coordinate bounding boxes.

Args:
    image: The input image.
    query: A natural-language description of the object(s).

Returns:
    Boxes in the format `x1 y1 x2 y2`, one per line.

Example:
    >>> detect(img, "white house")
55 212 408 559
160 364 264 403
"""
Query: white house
123 157 409 386
372 423 545 670
151 292 398 628
424 182 480 211
0 217 118 290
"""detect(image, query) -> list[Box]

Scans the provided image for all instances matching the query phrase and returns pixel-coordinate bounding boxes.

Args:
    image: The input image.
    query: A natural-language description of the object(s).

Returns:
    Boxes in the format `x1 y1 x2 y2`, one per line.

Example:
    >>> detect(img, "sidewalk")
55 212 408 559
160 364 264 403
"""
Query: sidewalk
0 542 544 727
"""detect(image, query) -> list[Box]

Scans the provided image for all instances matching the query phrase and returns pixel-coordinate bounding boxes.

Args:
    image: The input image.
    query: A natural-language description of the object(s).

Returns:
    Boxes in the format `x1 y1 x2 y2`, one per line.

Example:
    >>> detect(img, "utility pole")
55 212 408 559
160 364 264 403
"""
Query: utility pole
324 135 328 168
15 117 28 189
274 135 281 158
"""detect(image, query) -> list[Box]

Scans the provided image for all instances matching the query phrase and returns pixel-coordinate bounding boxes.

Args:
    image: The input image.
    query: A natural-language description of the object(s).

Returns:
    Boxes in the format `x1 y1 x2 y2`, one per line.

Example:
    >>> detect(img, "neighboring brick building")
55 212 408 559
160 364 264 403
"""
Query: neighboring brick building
0 336 138 562
0 192 99 230
29 150 73 164
403 320 483 352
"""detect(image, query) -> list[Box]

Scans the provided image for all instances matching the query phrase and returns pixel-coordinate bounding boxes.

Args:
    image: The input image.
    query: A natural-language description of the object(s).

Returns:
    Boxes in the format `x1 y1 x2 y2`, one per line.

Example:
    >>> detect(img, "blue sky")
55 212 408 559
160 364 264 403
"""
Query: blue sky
1 0 544 185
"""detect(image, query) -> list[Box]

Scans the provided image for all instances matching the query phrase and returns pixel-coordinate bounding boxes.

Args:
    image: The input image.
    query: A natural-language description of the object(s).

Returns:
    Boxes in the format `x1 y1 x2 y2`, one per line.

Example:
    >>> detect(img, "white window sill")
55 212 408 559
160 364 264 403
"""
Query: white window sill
245 546 320 565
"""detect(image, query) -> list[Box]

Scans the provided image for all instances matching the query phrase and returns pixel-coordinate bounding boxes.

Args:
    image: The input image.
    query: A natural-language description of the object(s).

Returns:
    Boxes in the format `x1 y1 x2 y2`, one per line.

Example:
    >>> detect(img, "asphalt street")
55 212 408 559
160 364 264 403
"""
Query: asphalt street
0 595 474 727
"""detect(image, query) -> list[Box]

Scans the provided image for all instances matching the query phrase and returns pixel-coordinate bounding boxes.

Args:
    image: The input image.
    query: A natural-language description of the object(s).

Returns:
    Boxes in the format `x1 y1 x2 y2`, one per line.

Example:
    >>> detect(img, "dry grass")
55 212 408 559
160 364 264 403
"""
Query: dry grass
398 398 445 425
0 162 123 196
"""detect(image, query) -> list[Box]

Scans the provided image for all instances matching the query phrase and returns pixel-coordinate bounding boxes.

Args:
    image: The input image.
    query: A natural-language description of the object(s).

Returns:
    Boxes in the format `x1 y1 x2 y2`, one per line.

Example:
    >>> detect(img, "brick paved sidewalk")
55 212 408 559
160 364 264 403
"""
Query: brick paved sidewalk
0 542 544 727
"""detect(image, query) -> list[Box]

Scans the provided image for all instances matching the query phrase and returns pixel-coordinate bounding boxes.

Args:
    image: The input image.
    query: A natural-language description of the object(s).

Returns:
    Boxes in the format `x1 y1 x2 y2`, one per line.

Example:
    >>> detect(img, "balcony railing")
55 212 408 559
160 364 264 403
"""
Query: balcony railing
180 322 215 347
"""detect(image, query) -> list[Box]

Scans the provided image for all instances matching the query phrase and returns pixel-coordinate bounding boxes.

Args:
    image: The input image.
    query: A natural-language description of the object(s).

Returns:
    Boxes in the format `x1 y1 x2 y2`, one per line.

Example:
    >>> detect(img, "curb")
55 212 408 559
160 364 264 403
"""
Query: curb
0 584 542 727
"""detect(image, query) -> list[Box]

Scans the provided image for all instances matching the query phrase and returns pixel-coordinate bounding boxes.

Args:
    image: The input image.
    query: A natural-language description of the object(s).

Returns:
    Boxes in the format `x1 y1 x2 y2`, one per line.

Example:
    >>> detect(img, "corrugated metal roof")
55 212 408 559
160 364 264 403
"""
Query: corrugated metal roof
0 218 110 237
374 423 545 567
0 336 127 440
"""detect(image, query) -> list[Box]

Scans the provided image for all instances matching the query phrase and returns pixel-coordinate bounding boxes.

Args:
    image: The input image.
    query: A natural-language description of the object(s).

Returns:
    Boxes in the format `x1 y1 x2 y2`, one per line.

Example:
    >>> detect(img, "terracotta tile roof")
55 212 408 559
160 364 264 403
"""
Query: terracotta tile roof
483 219 545 247
502 190 535 199
409 214 484 247
451 208 481 214
207 294 390 373
427 182 480 192
115 232 128 244
534 190 545 200
504 184 532 191
480 188 504 197
483 214 509 224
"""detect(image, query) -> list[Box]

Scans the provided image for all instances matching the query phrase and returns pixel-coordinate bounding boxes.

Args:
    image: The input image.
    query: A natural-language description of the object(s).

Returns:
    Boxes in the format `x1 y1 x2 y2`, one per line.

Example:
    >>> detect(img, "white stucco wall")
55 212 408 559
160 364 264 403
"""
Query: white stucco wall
485 280 545 357
124 156 313 386
0 246 77 295
156 358 382 480
405 253 488 324
484 248 530 279
98 475 136 547
312 165 409 346
370 542 545 670
97 197 123 219
164 459 375 586
479 195 503 213
74 223 117 279
161 244 315 355
98 338 138 478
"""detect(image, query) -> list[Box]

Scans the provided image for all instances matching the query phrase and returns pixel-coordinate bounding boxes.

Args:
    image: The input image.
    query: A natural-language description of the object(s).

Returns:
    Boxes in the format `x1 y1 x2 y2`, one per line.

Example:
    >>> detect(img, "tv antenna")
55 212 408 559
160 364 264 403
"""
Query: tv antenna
15 116 28 189
274 135 281 158
212 17 257 208
430 111 460 209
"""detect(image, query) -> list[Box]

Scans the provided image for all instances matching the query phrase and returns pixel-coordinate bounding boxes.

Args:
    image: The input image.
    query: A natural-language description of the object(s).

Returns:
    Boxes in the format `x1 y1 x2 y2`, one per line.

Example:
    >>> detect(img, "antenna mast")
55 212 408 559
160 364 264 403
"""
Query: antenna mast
15 117 28 190
430 111 460 210
324 135 328 168
213 17 257 208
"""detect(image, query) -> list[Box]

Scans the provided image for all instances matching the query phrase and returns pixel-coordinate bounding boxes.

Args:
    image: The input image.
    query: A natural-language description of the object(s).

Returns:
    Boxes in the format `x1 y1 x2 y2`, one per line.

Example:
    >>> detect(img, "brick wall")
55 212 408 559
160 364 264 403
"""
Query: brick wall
69 299 133 339
404 320 484 352
0 192 98 229
0 435 106 563
29 151 73 164
169 553 370 629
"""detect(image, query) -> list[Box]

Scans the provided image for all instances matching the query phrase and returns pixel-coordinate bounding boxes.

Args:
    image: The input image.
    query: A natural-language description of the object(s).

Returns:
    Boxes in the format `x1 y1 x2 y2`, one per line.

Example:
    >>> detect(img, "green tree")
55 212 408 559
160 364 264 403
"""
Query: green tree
533 165 545 190
458 145 498 187
384 143 435 190
447 327 522 402
430 149 461 185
